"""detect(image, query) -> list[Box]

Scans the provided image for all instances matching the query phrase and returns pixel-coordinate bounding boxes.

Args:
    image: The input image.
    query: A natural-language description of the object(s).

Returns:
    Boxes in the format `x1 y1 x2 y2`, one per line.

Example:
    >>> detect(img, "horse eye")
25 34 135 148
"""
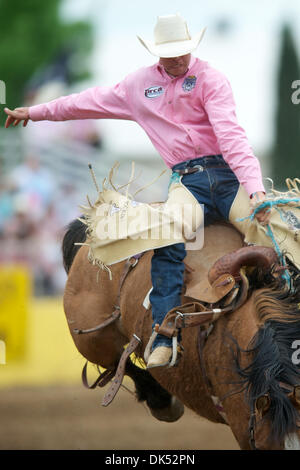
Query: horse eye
256 394 271 414
294 386 300 403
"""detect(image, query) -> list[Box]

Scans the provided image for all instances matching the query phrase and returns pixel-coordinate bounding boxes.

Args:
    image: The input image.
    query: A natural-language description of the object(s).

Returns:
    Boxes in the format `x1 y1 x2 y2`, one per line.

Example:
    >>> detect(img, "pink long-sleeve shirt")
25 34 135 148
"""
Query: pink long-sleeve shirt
29 56 265 196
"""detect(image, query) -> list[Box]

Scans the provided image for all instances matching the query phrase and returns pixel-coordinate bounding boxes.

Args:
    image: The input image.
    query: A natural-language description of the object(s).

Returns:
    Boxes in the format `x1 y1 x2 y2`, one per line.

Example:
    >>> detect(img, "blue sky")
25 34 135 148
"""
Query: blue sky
61 0 300 174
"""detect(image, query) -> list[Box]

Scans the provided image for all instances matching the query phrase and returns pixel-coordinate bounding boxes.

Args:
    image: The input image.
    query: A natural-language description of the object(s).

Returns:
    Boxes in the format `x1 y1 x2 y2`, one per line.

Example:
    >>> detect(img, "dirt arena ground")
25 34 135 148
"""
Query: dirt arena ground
0 382 239 450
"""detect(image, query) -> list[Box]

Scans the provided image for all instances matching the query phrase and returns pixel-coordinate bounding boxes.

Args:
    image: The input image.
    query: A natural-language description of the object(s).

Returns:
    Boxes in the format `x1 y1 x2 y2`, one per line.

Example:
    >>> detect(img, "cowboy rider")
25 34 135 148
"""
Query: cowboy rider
4 13 270 368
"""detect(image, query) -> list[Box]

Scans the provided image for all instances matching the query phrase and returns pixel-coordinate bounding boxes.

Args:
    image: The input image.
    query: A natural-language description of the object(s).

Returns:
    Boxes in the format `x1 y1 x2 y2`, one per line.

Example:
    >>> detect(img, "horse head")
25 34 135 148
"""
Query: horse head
231 263 300 449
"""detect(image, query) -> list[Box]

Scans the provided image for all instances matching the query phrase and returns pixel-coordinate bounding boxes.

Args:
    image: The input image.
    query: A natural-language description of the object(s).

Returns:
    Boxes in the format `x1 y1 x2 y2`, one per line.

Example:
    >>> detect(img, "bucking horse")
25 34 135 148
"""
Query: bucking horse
62 216 300 450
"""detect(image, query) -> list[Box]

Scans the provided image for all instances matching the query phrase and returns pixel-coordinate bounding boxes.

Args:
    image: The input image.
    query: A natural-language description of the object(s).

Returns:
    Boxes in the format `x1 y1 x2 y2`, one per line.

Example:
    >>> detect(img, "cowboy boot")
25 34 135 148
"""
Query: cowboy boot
146 346 173 368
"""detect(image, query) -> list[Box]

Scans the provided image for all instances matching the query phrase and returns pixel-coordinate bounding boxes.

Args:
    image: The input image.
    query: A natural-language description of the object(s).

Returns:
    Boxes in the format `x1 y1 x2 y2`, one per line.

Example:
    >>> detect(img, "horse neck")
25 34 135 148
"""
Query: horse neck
205 295 259 401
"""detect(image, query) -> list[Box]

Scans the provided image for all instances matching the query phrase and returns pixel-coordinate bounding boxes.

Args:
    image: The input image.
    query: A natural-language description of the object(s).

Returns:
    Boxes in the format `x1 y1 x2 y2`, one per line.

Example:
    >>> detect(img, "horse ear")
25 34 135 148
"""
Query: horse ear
255 394 271 418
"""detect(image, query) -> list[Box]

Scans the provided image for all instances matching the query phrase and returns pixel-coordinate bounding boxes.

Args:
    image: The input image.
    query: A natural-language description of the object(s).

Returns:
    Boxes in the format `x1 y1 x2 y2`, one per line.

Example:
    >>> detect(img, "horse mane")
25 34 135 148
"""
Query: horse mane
62 217 87 273
233 264 300 444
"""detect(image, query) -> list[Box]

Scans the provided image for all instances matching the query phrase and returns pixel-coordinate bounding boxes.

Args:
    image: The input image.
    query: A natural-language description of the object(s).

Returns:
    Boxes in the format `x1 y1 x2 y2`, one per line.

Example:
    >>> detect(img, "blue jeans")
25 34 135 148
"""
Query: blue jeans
149 154 240 349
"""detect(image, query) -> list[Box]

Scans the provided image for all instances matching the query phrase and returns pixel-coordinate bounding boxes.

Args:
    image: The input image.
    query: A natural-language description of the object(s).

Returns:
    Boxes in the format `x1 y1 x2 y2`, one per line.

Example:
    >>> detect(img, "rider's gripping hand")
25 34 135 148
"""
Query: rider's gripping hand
250 191 271 226
4 107 30 128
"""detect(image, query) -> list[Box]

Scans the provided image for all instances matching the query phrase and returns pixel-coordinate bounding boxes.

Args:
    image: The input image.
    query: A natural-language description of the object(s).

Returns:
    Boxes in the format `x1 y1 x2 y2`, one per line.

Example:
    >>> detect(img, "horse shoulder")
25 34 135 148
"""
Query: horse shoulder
63 246 128 368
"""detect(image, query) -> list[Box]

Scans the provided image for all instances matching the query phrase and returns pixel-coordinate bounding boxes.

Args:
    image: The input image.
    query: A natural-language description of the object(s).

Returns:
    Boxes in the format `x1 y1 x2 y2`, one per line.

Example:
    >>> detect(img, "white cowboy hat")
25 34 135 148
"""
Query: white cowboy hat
137 13 206 58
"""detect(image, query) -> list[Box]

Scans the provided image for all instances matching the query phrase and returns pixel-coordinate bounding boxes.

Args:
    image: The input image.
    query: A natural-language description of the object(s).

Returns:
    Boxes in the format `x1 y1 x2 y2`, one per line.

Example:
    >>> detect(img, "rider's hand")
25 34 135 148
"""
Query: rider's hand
250 191 271 226
4 107 30 128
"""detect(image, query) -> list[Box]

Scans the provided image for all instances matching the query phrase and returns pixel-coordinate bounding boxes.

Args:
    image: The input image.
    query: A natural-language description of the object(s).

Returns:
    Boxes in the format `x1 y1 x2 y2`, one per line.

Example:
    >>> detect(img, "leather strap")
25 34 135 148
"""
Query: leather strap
102 334 141 407
102 302 147 407
81 361 116 389
156 301 232 338
173 167 200 175
74 309 121 335
197 326 213 393
173 164 228 176
116 257 139 306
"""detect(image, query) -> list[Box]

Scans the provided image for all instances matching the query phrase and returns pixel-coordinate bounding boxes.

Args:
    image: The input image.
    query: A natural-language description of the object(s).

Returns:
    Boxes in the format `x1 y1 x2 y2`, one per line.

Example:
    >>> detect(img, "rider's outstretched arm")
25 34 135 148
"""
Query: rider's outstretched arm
4 79 133 128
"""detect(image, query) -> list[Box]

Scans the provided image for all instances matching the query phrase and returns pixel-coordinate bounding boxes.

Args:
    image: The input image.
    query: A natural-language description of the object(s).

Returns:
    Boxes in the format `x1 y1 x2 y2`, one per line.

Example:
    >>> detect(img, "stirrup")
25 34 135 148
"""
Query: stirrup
169 335 179 367
144 332 182 368
144 330 158 363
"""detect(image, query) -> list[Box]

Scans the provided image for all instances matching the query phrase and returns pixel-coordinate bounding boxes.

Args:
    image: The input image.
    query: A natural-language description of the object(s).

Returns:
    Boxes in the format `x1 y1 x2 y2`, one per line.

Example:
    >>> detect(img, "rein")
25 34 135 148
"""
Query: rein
248 404 258 450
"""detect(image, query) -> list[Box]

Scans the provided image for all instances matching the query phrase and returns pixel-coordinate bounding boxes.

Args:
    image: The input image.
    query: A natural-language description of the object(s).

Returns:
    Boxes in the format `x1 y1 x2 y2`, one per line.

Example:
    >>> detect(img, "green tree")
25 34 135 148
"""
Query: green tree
0 0 93 123
272 23 300 188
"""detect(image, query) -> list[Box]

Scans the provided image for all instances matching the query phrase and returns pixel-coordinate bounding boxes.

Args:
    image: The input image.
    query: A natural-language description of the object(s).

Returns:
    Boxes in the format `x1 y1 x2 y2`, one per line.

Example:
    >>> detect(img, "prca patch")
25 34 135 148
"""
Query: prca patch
145 86 164 98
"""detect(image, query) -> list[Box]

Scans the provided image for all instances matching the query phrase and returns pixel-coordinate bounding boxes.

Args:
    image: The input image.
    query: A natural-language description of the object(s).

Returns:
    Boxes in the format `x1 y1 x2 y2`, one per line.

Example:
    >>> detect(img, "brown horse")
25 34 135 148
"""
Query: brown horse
62 219 300 450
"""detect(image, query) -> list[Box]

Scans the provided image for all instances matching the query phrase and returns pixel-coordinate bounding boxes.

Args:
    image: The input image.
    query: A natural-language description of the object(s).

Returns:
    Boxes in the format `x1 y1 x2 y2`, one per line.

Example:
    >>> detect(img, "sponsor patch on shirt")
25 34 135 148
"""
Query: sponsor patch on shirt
145 86 164 98
182 75 197 92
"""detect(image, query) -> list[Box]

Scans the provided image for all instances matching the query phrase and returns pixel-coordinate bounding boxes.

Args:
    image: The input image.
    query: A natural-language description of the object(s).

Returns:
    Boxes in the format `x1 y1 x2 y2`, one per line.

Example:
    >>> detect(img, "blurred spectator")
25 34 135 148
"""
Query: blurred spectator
31 203 67 296
0 193 37 272
8 154 56 223
54 182 81 227
0 154 79 296
0 180 15 235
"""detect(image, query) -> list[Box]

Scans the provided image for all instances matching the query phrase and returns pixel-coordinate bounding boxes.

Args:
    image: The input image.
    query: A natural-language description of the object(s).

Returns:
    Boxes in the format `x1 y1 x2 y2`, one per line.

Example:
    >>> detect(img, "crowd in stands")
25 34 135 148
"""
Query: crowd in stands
0 79 104 296
0 154 82 296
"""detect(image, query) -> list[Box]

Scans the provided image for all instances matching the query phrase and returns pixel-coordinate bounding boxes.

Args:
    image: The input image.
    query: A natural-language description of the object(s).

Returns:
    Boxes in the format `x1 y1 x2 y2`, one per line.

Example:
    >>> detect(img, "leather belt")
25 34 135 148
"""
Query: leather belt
173 165 203 175
173 163 229 176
